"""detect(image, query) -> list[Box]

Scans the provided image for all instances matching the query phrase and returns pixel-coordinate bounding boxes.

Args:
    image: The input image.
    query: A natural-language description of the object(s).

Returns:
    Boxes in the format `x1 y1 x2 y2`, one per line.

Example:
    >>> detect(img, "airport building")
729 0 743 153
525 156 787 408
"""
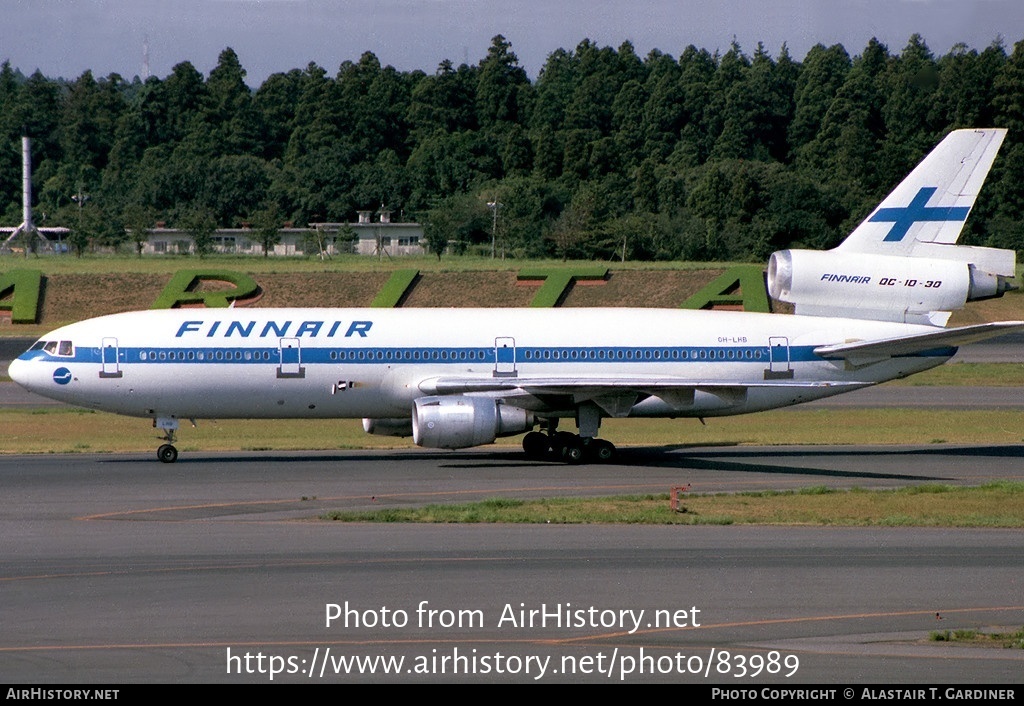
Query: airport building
141 210 424 257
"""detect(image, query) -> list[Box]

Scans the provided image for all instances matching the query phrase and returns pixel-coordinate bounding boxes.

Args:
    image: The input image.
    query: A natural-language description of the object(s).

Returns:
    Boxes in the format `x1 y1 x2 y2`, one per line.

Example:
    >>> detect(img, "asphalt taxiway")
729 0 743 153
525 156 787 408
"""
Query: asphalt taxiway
0 447 1022 684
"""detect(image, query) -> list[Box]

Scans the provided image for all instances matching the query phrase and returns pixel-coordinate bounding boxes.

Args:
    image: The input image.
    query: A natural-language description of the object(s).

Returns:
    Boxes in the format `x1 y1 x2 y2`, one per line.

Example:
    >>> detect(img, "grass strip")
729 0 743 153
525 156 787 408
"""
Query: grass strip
929 627 1024 648
320 482 1024 527
1 407 1024 454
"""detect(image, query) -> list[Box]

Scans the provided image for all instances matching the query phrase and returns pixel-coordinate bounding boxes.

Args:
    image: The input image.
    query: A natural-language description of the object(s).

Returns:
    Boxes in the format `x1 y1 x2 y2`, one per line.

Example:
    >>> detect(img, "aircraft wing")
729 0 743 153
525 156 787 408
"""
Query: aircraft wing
420 377 862 394
813 320 1024 366
418 376 868 416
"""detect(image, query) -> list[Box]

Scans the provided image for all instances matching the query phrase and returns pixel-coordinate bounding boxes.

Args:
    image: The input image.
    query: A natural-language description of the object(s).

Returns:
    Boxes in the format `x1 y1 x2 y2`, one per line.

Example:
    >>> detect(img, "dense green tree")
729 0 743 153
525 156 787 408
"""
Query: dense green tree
754 44 798 162
407 130 498 205
205 47 261 154
611 79 647 169
251 204 283 257
673 45 718 161
336 54 415 158
179 207 217 257
708 42 752 159
2 34 1023 263
994 39 1024 138
476 35 530 128
253 68 303 160
501 124 533 177
489 175 559 257
530 48 576 135
424 192 491 256
351 149 409 212
0 63 24 221
155 62 208 145
202 154 273 225
58 71 126 176
408 60 478 137
799 38 891 204
640 56 685 160
121 203 155 256
935 41 1005 129
879 35 942 185
789 44 851 156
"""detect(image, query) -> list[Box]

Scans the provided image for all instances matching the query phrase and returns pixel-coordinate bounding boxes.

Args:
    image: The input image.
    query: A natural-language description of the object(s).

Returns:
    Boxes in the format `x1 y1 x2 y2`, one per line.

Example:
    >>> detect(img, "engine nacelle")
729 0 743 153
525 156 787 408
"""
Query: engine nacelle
362 418 413 437
412 396 534 449
767 249 1015 324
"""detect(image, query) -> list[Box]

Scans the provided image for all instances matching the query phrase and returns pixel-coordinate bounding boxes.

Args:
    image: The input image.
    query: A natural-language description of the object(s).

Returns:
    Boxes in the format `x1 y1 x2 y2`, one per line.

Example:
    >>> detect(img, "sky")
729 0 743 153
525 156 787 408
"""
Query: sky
2 0 1024 86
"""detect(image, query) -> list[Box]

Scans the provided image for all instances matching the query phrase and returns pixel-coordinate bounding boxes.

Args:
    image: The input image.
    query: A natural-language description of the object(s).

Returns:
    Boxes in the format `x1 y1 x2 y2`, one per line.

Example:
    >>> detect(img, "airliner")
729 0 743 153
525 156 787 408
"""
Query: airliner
8 128 1023 463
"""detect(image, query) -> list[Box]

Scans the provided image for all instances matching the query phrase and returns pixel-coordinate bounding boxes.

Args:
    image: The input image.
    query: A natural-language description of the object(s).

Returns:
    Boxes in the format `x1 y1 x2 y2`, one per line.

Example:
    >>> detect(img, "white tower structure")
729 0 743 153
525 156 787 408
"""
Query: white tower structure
2 137 40 251
1 137 68 253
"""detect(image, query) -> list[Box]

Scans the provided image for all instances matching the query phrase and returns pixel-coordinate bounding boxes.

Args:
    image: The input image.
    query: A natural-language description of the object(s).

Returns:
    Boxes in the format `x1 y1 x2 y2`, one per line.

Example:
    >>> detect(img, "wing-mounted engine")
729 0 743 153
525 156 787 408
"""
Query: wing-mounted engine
412 396 534 449
767 246 1016 326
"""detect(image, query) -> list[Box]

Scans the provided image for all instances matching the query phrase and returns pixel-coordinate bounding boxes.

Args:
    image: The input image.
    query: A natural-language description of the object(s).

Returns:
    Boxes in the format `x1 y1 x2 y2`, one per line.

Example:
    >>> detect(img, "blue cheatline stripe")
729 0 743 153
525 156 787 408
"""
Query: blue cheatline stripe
20 343 953 368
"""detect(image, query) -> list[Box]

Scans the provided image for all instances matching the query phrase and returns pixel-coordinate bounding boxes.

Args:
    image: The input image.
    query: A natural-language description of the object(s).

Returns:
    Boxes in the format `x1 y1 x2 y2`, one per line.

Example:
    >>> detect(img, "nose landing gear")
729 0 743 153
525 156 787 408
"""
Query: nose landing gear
157 443 178 464
154 417 180 463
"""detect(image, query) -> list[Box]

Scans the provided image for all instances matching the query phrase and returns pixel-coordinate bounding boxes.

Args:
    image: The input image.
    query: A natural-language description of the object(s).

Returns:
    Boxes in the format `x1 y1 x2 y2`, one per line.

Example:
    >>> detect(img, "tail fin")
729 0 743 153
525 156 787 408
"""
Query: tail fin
767 128 1016 326
838 128 1006 255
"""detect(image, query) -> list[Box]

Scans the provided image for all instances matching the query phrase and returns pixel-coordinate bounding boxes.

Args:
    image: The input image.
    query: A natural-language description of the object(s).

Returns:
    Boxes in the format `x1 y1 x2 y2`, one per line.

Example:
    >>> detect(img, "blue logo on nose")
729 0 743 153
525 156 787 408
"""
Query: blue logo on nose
53 367 72 385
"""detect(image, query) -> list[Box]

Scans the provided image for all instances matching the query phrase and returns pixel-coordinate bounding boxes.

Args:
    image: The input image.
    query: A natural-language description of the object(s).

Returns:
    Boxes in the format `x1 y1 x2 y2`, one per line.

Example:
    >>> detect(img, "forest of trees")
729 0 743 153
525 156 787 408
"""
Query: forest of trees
3 33 1024 261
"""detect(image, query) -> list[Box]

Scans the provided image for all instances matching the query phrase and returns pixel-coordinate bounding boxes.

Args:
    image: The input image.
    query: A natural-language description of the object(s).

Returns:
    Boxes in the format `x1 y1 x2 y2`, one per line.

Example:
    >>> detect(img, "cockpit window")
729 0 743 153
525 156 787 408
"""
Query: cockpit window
35 340 74 356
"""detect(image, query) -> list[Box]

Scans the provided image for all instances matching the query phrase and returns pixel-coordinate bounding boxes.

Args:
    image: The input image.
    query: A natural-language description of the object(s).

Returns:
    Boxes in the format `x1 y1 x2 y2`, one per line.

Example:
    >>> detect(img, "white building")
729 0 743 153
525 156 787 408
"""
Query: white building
141 210 424 257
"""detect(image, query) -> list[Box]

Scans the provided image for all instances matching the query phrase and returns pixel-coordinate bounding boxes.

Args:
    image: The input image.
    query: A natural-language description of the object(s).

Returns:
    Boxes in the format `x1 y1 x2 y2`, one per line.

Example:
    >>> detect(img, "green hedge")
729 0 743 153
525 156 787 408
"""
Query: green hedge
680 266 770 313
517 267 609 307
370 269 420 308
151 270 260 309
0 269 42 324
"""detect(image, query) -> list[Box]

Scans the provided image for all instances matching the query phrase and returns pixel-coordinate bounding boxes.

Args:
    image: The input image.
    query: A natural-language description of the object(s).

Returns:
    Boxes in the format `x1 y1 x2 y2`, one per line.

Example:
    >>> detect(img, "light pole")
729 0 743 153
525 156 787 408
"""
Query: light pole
71 188 89 231
487 200 501 259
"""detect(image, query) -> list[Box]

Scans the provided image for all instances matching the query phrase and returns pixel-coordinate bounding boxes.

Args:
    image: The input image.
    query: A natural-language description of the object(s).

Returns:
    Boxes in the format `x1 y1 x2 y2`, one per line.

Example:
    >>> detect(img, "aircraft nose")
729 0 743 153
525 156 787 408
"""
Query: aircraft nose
7 355 50 393
7 357 29 388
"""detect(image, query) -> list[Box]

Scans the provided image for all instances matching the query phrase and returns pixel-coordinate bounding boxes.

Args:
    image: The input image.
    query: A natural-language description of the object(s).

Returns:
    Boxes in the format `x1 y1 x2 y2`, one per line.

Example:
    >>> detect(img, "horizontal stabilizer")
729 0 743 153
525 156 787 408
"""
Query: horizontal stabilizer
814 321 1024 364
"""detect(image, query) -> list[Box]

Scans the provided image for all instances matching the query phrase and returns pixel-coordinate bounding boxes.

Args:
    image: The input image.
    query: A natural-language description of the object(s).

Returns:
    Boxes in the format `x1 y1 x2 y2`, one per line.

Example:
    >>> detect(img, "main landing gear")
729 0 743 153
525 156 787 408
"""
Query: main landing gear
521 430 616 464
522 405 616 464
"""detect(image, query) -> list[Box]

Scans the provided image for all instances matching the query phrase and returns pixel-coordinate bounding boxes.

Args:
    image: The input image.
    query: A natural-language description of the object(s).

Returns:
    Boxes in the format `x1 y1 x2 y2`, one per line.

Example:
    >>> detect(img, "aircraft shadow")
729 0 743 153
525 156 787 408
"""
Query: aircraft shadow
439 444 1024 482
101 443 1024 484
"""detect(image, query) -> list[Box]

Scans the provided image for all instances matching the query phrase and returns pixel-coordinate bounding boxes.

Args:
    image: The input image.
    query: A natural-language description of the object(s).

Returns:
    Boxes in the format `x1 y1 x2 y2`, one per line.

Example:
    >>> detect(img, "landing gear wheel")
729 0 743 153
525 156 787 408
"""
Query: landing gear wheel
561 438 585 464
588 439 616 462
522 431 550 459
157 444 178 464
550 431 577 455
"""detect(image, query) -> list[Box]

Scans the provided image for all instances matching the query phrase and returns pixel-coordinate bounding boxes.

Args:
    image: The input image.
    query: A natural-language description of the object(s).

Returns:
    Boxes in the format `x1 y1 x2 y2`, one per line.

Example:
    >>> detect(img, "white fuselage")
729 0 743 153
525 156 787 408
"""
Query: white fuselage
9 307 950 423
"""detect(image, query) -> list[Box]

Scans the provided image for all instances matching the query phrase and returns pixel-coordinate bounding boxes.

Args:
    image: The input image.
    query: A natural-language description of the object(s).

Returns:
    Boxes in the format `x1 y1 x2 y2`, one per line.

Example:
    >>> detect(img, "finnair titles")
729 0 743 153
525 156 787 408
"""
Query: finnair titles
819 274 870 284
174 319 373 339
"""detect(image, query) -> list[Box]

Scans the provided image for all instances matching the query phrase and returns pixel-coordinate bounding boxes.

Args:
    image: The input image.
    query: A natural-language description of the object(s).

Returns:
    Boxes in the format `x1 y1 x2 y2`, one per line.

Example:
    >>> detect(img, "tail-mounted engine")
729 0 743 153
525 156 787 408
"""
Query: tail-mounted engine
412 396 534 449
767 245 1016 326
